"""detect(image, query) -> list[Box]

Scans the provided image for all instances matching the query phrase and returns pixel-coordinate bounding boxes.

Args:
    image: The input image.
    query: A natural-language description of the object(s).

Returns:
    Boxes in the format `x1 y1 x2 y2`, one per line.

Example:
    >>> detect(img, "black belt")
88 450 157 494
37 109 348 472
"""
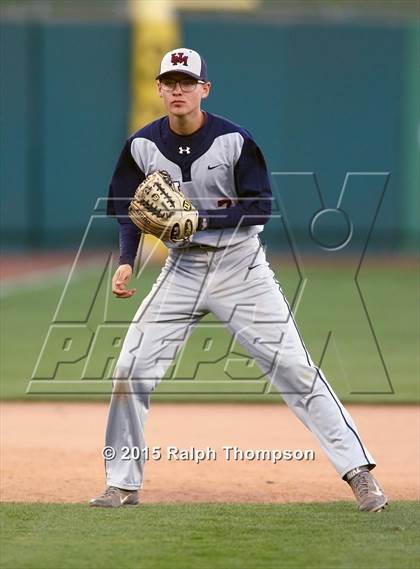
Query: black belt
181 244 227 252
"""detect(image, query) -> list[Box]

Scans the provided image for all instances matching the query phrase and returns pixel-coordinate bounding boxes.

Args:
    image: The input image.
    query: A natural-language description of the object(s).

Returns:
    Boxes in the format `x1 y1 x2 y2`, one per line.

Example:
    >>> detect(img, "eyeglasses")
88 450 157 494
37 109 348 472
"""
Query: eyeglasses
159 78 206 93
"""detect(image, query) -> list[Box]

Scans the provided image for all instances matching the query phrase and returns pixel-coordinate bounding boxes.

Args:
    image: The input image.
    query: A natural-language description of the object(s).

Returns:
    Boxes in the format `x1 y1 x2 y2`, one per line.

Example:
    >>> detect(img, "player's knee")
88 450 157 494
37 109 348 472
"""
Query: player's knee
112 375 155 400
114 362 133 381
272 360 318 394
113 361 161 395
114 356 156 380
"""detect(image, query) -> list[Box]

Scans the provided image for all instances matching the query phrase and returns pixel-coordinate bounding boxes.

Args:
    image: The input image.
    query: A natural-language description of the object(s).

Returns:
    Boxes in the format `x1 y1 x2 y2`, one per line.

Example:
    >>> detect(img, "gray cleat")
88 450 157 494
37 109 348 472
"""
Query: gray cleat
89 486 139 508
346 467 388 512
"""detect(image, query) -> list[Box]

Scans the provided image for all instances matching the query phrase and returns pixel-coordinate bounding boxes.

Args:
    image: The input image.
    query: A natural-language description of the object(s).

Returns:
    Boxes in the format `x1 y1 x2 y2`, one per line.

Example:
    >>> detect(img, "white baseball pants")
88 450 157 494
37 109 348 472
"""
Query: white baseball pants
105 236 374 490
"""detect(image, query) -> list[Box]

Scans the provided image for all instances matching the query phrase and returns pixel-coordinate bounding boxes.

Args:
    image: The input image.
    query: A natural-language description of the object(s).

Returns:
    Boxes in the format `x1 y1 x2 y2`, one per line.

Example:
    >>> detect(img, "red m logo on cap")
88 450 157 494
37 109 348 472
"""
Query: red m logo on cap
171 52 188 66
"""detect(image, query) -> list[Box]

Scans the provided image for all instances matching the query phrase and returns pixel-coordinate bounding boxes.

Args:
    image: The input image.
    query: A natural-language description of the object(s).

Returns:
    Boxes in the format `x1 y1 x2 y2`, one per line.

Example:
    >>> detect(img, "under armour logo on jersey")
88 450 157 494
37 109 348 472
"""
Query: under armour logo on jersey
179 146 191 154
171 52 188 66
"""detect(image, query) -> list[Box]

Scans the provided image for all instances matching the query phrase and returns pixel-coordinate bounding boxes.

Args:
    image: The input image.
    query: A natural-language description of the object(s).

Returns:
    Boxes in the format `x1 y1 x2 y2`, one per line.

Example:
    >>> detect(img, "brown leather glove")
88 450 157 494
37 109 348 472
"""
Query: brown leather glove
128 170 198 244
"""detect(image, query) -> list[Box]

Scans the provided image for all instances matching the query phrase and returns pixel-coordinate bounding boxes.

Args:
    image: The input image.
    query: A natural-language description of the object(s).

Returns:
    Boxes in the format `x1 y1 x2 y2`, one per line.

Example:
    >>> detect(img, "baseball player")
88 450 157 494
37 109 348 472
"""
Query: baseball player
90 48 388 511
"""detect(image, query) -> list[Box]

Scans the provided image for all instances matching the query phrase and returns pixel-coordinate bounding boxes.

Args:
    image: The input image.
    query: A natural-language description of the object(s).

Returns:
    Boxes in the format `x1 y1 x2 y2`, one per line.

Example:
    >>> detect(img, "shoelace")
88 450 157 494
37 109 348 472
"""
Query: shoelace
103 486 119 497
352 472 370 497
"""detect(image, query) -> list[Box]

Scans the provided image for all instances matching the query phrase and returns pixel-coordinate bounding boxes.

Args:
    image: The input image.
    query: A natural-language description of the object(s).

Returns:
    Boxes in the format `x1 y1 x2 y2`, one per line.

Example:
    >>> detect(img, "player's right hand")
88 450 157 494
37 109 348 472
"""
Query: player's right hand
112 264 136 299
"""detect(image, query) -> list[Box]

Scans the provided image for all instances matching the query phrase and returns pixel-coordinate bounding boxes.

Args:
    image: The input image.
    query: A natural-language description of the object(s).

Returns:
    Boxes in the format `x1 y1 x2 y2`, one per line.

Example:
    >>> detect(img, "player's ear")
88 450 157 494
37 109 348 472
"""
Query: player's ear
201 81 211 100
156 80 163 98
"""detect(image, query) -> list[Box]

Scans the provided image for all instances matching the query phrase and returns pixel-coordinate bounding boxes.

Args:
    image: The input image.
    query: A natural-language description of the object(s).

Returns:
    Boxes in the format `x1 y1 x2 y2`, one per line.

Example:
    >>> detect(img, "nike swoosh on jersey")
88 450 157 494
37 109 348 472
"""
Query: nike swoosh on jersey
248 264 260 270
207 164 224 170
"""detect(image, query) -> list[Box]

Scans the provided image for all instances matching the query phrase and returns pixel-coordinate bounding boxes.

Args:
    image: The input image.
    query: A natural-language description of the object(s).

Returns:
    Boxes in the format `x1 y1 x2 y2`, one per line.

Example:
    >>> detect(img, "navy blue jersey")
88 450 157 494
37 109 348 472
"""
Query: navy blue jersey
107 112 272 267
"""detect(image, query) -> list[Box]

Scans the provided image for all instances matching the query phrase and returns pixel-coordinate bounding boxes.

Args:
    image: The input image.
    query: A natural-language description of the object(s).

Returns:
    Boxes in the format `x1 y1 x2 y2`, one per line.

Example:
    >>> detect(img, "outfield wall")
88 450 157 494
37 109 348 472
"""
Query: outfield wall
1 18 418 252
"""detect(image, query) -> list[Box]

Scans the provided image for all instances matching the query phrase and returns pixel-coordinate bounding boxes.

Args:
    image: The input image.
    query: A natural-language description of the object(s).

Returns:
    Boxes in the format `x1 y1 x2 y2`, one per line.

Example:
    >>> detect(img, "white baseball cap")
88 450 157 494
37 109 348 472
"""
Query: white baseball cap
156 48 208 81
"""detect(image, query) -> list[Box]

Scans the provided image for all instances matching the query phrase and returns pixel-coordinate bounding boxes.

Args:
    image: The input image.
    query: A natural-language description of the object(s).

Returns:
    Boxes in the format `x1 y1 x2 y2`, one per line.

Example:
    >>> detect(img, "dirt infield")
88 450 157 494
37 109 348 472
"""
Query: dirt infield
1 403 418 504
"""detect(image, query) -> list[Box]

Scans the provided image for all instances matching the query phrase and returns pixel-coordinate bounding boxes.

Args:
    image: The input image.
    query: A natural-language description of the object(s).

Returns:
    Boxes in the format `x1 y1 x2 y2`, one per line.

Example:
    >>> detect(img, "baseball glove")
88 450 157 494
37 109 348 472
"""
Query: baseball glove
128 170 198 244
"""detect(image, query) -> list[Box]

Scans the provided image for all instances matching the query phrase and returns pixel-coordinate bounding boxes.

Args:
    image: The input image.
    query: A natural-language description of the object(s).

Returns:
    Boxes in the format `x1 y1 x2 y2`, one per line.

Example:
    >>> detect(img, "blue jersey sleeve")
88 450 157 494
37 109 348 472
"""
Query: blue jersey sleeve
107 140 145 268
199 135 272 230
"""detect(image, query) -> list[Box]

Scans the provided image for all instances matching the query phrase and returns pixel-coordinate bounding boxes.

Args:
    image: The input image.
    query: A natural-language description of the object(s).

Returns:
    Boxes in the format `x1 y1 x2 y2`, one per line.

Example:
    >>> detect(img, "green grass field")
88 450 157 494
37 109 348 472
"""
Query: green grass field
1 502 419 569
1 260 418 402
1 261 419 569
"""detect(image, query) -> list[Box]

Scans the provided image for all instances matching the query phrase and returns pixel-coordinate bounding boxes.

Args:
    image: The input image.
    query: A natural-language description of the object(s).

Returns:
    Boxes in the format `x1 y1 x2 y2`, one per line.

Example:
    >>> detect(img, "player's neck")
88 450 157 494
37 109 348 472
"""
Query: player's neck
168 110 205 136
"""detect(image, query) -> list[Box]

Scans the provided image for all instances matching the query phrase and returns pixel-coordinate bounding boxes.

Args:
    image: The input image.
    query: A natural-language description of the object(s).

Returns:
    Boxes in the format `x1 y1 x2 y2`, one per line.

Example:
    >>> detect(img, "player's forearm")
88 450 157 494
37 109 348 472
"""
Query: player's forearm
198 199 272 230
119 221 141 268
